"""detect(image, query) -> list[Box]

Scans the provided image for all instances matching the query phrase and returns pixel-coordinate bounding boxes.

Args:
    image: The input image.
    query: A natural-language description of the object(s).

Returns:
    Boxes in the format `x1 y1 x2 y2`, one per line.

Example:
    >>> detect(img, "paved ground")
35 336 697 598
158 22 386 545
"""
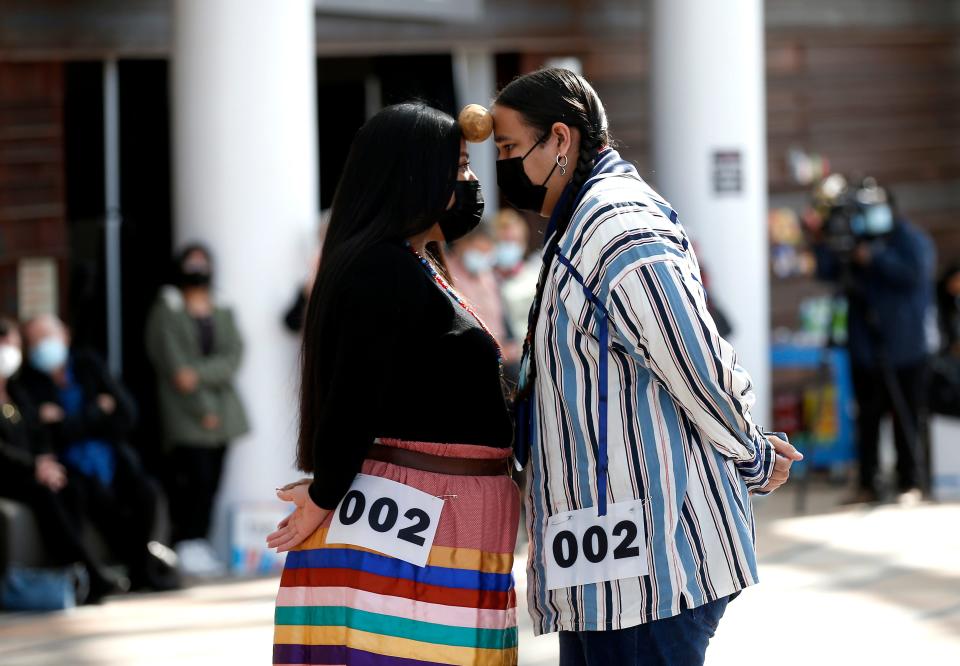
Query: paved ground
2 484 958 665
517 484 960 665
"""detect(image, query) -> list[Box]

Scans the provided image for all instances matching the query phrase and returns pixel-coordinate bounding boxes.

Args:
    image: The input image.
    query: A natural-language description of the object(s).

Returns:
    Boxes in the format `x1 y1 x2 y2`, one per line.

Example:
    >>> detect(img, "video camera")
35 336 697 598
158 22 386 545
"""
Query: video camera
814 175 896 258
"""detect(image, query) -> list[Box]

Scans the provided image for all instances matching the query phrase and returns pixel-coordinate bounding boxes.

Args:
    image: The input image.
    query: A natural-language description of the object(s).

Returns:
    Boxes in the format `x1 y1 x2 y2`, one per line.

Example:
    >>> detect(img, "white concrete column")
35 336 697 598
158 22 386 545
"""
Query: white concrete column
650 0 771 422
172 0 319 551
453 48 498 221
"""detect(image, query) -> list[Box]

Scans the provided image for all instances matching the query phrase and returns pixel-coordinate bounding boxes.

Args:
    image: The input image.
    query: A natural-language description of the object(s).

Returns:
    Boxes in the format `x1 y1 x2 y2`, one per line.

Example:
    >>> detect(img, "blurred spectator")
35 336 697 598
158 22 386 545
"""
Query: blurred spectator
493 209 540 349
492 208 530 281
447 227 521 368
145 244 249 577
13 314 177 591
814 188 935 504
0 316 122 603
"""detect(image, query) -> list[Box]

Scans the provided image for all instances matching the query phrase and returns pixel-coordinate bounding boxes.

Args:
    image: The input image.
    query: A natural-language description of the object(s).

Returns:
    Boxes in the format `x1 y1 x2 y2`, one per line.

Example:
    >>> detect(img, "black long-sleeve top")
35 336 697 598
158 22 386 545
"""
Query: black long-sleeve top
307 241 513 510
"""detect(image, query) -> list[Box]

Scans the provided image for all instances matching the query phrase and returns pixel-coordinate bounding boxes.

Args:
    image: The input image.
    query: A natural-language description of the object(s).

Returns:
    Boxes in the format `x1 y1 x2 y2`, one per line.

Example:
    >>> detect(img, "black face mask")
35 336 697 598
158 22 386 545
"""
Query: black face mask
178 269 212 288
439 180 485 243
496 136 559 213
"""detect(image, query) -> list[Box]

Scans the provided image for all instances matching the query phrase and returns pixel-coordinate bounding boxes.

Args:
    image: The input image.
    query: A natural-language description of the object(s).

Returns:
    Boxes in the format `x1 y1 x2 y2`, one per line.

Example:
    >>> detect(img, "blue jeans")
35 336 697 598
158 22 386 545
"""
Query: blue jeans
559 595 732 666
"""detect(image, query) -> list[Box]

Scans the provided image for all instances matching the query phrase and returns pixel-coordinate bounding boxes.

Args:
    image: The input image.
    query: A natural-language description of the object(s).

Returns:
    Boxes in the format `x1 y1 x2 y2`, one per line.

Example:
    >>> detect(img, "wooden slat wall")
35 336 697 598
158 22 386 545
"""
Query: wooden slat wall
514 26 960 334
0 61 68 319
766 28 960 330
767 29 960 190
515 41 652 177
583 42 651 178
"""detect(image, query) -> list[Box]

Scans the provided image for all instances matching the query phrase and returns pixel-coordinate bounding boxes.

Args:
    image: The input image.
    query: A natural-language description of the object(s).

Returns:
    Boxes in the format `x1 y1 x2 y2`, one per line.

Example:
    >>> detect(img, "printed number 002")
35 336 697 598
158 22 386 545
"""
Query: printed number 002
338 490 432 546
552 519 641 569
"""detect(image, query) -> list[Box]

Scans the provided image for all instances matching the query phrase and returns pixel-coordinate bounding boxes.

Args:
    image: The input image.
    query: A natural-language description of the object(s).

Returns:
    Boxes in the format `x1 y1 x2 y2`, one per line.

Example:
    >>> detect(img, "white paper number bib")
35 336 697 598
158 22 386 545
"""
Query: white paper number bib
325 474 444 567
544 499 648 590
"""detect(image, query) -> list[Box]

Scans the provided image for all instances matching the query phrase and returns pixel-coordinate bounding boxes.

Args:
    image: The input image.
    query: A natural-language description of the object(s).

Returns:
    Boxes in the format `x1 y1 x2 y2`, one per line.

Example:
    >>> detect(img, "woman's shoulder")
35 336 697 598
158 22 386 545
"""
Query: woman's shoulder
340 241 434 305
146 286 181 317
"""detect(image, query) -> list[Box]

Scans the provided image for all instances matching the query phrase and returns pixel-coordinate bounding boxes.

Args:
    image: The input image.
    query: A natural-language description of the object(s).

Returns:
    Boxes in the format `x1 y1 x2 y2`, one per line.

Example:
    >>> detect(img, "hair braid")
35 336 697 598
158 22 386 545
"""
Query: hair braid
556 137 602 235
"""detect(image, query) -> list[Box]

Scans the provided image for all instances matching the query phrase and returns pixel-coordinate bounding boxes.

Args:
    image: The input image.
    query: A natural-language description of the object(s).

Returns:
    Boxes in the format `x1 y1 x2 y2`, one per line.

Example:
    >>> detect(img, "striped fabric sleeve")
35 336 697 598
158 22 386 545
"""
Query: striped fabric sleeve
609 258 777 490
735 424 779 495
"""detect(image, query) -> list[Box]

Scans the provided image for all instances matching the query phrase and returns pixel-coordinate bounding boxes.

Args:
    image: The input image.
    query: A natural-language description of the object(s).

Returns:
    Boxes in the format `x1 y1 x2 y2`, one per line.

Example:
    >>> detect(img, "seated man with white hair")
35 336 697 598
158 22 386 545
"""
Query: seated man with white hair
13 314 178 592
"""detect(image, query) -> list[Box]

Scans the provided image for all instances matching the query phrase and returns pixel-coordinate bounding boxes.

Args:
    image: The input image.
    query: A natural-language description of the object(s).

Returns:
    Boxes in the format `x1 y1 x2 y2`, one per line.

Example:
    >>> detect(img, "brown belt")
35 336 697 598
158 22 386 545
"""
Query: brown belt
367 443 510 477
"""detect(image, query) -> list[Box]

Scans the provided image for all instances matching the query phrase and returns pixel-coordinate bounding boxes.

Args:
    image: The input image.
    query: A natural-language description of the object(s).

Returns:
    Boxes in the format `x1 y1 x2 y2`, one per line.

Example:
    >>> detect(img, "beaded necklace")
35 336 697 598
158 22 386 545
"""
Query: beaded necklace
404 241 504 370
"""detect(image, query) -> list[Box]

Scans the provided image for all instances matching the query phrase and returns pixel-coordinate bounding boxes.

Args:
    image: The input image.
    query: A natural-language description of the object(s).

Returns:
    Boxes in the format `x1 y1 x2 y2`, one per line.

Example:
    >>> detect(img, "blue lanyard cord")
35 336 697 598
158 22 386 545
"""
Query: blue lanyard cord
552 249 611 517
514 184 576 470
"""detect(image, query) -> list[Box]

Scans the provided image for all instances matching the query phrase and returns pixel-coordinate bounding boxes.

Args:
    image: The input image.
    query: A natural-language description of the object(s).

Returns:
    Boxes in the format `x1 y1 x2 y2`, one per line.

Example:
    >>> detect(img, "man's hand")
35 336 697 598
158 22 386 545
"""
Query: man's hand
757 435 804 494
266 482 329 553
174 367 199 394
39 402 64 424
35 454 67 492
96 393 117 415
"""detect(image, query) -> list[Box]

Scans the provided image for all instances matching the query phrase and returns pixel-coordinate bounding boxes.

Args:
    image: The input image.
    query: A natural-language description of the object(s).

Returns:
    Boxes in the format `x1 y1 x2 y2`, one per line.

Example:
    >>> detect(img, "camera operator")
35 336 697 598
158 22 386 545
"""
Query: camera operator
811 176 936 504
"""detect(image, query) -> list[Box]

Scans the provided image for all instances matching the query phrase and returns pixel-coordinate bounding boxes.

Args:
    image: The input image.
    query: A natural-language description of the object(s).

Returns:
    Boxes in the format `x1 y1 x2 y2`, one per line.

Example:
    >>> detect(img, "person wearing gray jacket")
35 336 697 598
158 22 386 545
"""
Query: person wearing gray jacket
145 244 249 576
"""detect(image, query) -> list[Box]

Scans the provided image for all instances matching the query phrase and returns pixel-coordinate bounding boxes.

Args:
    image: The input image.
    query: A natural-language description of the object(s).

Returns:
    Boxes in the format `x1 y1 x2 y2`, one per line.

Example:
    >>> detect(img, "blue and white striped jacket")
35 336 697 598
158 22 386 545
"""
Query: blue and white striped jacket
522 149 777 634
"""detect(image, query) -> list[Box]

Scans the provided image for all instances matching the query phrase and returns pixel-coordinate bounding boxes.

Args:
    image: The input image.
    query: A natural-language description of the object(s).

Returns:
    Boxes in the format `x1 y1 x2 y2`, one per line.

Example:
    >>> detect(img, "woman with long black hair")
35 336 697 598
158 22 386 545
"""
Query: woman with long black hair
268 103 520 665
494 68 800 665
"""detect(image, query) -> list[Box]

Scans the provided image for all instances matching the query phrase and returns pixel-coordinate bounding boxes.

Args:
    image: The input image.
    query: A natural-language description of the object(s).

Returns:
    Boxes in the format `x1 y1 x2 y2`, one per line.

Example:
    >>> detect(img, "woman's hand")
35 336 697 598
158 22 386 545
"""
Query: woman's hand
174 367 199 393
266 482 330 553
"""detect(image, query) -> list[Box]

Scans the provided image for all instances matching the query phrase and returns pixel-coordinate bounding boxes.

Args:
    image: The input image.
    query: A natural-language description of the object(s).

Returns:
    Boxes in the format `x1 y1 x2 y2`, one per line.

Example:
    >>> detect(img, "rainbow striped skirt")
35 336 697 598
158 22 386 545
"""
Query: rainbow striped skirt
273 439 520 665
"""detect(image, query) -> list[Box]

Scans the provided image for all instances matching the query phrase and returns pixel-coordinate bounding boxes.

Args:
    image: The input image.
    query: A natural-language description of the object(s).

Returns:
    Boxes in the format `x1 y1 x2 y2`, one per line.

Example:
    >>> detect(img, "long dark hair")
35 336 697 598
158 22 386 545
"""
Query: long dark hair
495 68 613 399
296 102 461 472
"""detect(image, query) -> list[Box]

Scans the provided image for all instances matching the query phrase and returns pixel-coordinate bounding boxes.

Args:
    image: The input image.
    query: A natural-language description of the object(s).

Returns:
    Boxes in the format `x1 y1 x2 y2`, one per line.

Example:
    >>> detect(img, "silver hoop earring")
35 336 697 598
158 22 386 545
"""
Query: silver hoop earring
557 154 568 176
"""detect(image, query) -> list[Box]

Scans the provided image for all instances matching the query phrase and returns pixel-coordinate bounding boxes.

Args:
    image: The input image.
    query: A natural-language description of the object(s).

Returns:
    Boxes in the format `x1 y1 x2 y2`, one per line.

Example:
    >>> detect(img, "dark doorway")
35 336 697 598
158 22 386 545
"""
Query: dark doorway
117 59 172 472
62 60 172 473
317 58 369 210
376 53 456 114
63 61 106 354
315 54 456 210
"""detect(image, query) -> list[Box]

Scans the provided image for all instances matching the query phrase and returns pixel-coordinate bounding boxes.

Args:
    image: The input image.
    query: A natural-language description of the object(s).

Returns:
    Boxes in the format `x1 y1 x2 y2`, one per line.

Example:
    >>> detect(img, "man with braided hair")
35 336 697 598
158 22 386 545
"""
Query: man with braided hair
492 68 802 665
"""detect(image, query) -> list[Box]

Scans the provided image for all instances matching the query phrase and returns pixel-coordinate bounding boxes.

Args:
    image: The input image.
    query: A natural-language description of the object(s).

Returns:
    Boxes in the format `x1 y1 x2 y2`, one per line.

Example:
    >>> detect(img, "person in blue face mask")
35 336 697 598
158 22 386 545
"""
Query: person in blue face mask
447 227 510 347
14 314 178 593
493 209 540 361
0 316 124 604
